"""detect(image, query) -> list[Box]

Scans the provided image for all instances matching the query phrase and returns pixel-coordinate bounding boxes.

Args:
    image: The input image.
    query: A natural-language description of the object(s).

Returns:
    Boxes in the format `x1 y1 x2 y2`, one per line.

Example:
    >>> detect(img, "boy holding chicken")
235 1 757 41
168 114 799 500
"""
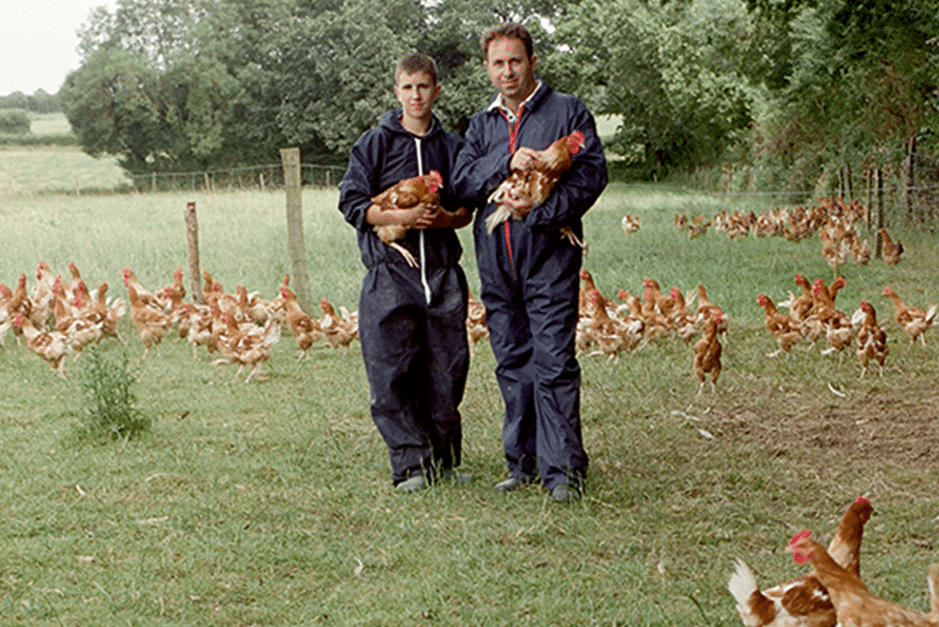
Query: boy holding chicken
337 53 474 492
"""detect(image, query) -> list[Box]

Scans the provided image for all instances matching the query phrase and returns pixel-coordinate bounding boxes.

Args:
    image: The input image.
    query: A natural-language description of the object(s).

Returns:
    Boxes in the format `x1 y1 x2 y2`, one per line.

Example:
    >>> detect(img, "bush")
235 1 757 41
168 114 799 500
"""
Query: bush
0 110 30 134
71 347 151 441
0 133 77 146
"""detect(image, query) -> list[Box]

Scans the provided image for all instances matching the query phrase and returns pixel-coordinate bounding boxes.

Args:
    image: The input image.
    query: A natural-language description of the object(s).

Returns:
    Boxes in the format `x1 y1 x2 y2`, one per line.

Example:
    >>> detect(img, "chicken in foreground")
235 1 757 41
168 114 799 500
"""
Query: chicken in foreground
856 301 888 378
786 529 939 627
370 170 443 268
882 285 937 346
728 496 873 627
484 130 586 249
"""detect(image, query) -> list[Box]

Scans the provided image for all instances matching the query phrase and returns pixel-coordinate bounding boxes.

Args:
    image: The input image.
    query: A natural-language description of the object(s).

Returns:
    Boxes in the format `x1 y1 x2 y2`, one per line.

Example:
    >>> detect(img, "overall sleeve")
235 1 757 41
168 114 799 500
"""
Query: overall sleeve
452 114 512 205
338 131 381 232
524 100 608 231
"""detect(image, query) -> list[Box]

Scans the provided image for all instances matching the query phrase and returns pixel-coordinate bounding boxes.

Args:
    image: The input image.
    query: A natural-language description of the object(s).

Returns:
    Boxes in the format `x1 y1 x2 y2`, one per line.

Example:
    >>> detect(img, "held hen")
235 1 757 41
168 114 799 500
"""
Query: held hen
787 530 939 627
728 496 873 627
484 130 586 249
856 301 888 379
370 170 443 268
882 286 937 346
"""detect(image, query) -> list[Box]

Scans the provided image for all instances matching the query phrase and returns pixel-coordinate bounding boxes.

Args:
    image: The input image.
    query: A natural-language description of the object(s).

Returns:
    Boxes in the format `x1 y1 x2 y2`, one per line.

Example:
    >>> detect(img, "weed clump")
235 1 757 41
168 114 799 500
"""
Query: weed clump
72 347 151 441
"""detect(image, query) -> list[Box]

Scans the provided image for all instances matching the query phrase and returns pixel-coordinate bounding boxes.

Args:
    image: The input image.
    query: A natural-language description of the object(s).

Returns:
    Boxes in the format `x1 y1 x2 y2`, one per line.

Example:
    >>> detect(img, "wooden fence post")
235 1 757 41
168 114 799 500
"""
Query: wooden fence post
875 169 884 259
280 147 313 313
185 202 204 304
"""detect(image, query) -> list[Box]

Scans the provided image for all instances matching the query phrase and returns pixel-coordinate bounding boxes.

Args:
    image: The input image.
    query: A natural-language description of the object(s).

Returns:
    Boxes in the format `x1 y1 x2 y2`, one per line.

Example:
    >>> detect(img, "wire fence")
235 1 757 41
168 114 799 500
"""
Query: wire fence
124 163 346 193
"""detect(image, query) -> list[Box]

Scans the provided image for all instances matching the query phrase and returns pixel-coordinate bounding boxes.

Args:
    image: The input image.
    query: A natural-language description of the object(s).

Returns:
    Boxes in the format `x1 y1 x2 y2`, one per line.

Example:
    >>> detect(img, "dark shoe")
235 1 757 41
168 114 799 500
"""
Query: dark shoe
439 468 474 486
493 476 533 492
551 483 582 503
395 474 428 493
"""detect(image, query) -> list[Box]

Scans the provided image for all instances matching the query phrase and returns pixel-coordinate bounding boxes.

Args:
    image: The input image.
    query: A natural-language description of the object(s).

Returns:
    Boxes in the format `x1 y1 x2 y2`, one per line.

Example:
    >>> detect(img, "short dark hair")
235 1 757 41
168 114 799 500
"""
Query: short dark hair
480 23 534 60
395 53 438 85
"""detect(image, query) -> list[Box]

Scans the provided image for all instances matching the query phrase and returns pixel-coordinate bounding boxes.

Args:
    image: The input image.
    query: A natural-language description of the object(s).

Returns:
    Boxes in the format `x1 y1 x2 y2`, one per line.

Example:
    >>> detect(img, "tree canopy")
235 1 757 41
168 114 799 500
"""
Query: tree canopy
60 0 938 195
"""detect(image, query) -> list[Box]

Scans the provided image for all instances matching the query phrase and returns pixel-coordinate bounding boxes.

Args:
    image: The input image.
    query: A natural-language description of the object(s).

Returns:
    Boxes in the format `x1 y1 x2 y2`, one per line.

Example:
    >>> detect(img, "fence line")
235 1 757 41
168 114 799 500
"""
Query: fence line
125 163 346 193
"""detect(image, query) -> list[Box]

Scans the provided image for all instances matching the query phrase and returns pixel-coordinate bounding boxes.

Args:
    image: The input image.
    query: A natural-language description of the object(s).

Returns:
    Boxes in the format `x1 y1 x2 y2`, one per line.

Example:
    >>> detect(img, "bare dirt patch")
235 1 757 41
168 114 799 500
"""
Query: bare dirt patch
705 379 939 478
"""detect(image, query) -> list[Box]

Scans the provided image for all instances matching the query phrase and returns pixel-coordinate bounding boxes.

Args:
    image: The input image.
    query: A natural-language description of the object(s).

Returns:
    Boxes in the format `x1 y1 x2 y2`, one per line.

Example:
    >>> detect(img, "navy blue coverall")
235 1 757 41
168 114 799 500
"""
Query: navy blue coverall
453 81 608 491
338 109 470 486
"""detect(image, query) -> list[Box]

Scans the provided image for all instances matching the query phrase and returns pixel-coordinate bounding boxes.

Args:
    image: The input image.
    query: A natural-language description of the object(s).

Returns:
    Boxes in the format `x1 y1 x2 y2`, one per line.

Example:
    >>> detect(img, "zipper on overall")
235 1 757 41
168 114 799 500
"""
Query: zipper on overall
414 138 432 305
499 104 524 275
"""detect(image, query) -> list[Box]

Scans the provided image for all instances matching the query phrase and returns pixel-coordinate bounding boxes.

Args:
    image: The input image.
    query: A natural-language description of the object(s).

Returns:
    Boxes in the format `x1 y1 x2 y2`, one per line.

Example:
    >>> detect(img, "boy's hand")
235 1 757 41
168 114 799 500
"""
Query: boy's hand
411 203 443 229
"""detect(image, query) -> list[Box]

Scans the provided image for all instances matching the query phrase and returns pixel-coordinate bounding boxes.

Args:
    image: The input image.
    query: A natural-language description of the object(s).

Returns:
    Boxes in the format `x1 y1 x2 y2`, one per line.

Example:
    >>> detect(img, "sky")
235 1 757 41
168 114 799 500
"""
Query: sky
0 0 118 96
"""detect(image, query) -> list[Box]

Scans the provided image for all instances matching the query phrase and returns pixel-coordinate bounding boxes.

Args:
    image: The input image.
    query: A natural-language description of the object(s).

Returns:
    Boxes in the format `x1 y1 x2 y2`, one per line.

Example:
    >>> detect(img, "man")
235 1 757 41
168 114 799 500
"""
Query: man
338 53 473 492
453 24 608 502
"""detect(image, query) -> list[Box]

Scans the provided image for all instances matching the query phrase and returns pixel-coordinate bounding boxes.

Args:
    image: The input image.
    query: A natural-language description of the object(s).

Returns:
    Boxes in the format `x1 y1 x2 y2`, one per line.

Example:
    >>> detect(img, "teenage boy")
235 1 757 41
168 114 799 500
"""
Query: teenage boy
338 53 473 492
453 24 608 503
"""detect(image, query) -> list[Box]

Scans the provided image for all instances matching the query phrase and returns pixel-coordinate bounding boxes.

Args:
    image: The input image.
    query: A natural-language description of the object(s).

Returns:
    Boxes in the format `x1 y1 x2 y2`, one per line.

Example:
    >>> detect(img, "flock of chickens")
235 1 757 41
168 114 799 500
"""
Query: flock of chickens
729 496 939 627
673 196 904 269
757 274 936 378
574 270 727 394
0 262 359 382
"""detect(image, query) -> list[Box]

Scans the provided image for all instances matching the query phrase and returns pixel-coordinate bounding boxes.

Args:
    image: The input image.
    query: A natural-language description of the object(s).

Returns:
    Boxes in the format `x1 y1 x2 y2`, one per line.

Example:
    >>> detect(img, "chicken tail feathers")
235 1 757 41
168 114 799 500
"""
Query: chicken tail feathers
926 304 938 327
484 206 511 234
727 559 758 607
928 563 939 619
728 558 774 626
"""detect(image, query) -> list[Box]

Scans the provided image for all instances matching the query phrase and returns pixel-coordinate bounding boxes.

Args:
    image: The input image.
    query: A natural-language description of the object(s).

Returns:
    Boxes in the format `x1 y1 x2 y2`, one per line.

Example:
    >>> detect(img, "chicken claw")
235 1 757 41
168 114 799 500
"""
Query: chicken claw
560 226 588 254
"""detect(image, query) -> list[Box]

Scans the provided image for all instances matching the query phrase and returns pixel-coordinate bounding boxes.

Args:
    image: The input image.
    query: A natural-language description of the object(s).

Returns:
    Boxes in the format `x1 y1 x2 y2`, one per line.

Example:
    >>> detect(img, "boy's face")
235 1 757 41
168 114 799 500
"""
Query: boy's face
395 70 440 122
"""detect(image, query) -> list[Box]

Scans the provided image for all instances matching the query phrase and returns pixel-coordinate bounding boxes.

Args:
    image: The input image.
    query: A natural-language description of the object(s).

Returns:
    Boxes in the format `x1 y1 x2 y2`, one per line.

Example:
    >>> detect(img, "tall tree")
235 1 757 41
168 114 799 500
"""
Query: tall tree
551 0 757 171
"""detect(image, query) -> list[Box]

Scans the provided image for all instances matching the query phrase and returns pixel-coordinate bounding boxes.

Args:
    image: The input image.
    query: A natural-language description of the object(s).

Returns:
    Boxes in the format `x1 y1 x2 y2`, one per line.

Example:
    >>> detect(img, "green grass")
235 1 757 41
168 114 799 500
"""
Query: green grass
28 112 74 137
1 180 938 625
0 145 128 196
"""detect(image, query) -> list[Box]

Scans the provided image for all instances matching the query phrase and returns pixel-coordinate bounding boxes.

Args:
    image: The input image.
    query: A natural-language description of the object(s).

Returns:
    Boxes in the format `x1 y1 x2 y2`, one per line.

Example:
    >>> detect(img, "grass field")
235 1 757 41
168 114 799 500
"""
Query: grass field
1 156 939 625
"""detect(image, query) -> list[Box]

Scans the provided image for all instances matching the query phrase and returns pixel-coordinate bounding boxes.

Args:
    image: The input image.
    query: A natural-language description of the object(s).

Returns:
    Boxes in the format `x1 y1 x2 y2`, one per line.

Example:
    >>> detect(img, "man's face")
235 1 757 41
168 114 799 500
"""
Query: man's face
484 37 537 105
395 70 440 121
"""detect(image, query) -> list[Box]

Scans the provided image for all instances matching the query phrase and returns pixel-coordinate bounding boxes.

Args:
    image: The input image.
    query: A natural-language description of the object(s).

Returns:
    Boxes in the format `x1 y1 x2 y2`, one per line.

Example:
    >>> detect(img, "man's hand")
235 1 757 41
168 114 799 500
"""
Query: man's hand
503 189 534 220
510 147 541 172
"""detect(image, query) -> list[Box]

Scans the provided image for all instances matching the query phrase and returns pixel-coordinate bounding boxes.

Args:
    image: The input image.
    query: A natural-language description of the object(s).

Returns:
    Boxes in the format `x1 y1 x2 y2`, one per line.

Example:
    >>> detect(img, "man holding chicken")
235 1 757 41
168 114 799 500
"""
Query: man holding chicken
453 23 608 502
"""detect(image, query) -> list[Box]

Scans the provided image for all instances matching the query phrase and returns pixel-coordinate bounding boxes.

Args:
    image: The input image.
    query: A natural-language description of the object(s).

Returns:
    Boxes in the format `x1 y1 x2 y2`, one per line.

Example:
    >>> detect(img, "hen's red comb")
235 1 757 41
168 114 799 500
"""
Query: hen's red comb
788 529 811 545
856 496 871 505
567 130 585 155
429 170 443 184
788 529 814 564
